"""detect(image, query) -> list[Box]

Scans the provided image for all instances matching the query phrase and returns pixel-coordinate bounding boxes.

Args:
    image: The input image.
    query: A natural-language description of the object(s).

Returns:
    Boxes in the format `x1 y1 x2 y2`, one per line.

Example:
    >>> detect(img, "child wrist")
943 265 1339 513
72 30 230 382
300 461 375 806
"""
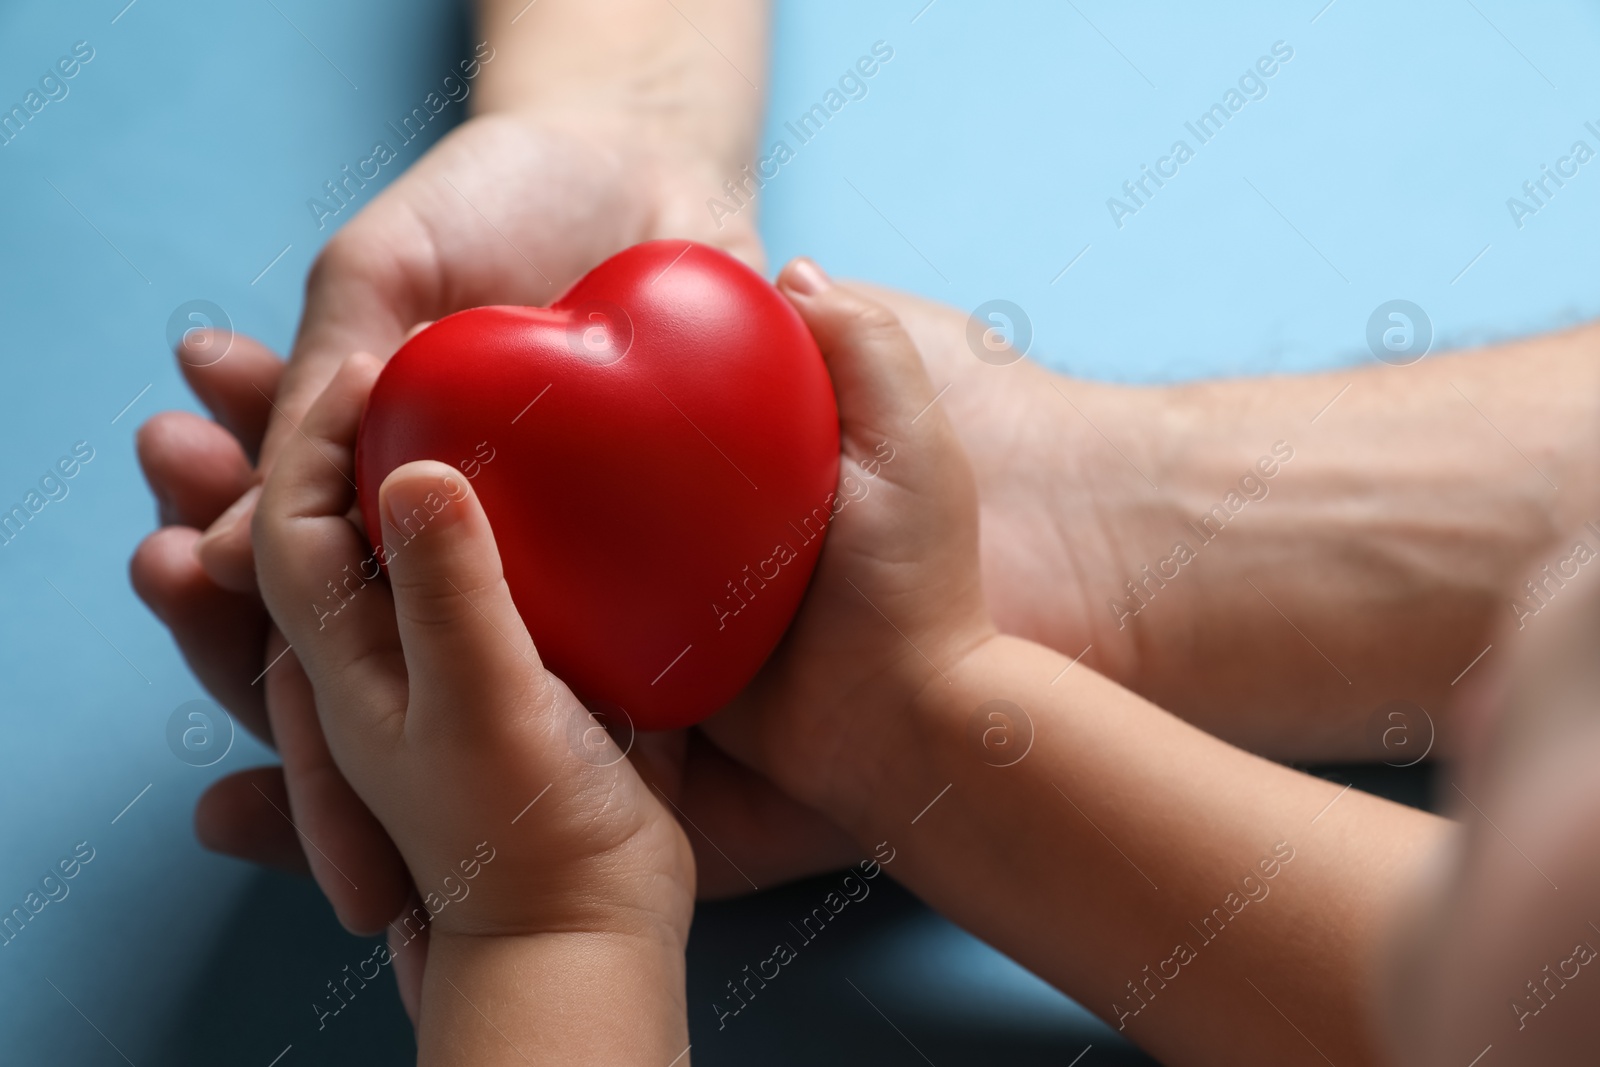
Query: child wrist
823 629 1007 842
428 890 694 950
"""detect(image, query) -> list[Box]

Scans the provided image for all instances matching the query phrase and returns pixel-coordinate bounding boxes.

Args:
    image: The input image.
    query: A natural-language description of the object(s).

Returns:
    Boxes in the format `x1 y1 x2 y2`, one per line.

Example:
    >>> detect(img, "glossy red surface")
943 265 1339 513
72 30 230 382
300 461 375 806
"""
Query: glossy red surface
356 240 840 730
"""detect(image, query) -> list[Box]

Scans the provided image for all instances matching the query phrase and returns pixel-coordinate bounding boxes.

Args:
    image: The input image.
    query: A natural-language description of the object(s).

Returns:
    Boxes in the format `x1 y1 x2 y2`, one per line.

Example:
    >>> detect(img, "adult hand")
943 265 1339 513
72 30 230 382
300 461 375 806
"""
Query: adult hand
853 288 1600 762
133 338 413 932
193 107 762 592
134 275 1136 913
131 108 865 941
704 264 1443 1067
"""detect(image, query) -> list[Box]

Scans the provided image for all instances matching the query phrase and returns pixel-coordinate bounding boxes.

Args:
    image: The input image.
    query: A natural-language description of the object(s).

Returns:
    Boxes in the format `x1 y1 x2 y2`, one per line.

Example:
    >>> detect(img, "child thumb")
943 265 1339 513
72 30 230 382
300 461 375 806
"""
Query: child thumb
776 258 949 444
378 461 541 709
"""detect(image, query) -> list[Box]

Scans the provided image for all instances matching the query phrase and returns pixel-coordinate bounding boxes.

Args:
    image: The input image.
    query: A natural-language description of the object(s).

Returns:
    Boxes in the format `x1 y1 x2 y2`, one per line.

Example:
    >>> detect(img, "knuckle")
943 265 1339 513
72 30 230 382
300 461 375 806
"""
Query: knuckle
307 230 368 290
392 571 505 631
308 223 401 299
307 203 435 306
840 296 908 346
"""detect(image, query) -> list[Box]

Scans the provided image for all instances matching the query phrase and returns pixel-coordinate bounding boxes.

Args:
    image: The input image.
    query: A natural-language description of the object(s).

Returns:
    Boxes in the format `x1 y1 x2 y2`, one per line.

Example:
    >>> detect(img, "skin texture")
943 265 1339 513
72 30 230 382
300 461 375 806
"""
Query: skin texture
133 288 1600 1036
157 249 1600 1065
132 0 868 956
699 265 1447 1067
254 353 695 1064
1376 547 1600 1067
125 0 1600 1058
135 0 1600 892
871 292 1600 759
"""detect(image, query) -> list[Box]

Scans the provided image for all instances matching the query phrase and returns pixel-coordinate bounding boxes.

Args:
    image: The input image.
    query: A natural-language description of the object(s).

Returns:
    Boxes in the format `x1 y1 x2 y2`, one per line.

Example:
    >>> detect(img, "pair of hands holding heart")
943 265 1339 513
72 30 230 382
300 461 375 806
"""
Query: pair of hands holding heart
132 111 1004 1012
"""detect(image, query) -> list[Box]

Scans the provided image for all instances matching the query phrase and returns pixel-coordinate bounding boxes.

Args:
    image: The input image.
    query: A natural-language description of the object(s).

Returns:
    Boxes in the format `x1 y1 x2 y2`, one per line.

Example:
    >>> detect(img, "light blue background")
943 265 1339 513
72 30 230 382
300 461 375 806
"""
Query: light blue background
0 0 1594 1063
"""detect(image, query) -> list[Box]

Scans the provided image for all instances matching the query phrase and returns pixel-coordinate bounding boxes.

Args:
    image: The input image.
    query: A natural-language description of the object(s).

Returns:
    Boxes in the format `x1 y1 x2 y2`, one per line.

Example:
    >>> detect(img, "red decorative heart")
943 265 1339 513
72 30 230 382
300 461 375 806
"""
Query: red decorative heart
356 241 840 730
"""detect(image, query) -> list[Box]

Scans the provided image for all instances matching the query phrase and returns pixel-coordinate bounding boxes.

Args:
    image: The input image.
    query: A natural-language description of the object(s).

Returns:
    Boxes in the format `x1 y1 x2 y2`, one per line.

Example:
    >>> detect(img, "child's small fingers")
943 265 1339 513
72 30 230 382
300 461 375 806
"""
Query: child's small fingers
253 352 402 715
776 258 947 444
377 461 546 728
257 352 377 529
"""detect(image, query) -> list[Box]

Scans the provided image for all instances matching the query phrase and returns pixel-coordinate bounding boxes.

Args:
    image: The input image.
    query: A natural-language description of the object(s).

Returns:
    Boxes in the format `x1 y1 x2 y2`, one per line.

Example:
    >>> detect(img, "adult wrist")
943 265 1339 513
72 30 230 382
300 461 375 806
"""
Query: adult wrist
460 103 764 260
470 7 764 178
995 370 1188 687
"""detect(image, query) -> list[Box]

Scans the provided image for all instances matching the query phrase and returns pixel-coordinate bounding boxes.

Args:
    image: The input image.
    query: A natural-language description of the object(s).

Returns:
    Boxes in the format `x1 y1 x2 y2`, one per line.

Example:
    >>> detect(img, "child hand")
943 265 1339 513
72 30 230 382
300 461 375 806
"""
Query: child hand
703 259 998 830
705 264 1438 1067
253 354 694 1061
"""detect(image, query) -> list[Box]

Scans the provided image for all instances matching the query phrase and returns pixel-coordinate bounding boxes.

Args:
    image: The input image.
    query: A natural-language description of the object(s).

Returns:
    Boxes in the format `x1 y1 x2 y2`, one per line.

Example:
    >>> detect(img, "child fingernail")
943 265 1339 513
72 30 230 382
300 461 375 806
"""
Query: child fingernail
383 471 468 539
787 258 831 295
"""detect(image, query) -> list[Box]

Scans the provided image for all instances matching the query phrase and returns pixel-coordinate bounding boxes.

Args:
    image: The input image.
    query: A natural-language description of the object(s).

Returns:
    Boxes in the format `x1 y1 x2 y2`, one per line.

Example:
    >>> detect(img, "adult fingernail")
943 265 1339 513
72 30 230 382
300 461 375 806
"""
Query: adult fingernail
194 484 261 557
786 258 831 296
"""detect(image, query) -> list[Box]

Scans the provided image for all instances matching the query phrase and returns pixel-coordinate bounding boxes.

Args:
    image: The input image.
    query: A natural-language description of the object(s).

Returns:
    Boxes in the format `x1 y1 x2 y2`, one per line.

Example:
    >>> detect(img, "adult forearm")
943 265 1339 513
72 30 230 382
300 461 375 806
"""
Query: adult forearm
1109 324 1600 757
830 635 1446 1067
888 285 1600 759
474 0 768 171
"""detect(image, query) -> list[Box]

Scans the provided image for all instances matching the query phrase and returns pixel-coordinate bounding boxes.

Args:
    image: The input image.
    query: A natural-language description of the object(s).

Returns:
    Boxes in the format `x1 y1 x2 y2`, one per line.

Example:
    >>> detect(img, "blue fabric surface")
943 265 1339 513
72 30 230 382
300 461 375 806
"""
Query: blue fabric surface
0 0 1595 1063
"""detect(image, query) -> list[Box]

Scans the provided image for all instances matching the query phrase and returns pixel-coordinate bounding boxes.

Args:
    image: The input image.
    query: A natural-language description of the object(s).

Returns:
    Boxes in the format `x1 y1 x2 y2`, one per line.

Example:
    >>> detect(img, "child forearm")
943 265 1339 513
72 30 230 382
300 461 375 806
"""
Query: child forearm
418 928 691 1066
825 634 1448 1067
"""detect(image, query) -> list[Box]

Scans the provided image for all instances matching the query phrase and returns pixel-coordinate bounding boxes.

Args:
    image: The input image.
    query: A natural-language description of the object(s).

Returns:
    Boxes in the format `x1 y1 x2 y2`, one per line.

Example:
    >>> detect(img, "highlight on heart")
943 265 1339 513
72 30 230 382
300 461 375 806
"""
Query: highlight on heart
355 240 841 730
11 5 1598 1066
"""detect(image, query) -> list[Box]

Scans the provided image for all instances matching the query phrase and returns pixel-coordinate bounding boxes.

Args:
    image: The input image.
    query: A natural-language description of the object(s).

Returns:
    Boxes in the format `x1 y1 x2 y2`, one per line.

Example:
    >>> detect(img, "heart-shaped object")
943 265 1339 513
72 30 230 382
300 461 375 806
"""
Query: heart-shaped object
356 241 840 730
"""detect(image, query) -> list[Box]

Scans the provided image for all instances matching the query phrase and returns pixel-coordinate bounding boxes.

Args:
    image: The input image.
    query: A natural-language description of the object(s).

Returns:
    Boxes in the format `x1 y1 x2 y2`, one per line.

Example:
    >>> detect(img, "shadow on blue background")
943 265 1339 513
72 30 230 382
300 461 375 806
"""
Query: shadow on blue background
1 0 1595 1063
